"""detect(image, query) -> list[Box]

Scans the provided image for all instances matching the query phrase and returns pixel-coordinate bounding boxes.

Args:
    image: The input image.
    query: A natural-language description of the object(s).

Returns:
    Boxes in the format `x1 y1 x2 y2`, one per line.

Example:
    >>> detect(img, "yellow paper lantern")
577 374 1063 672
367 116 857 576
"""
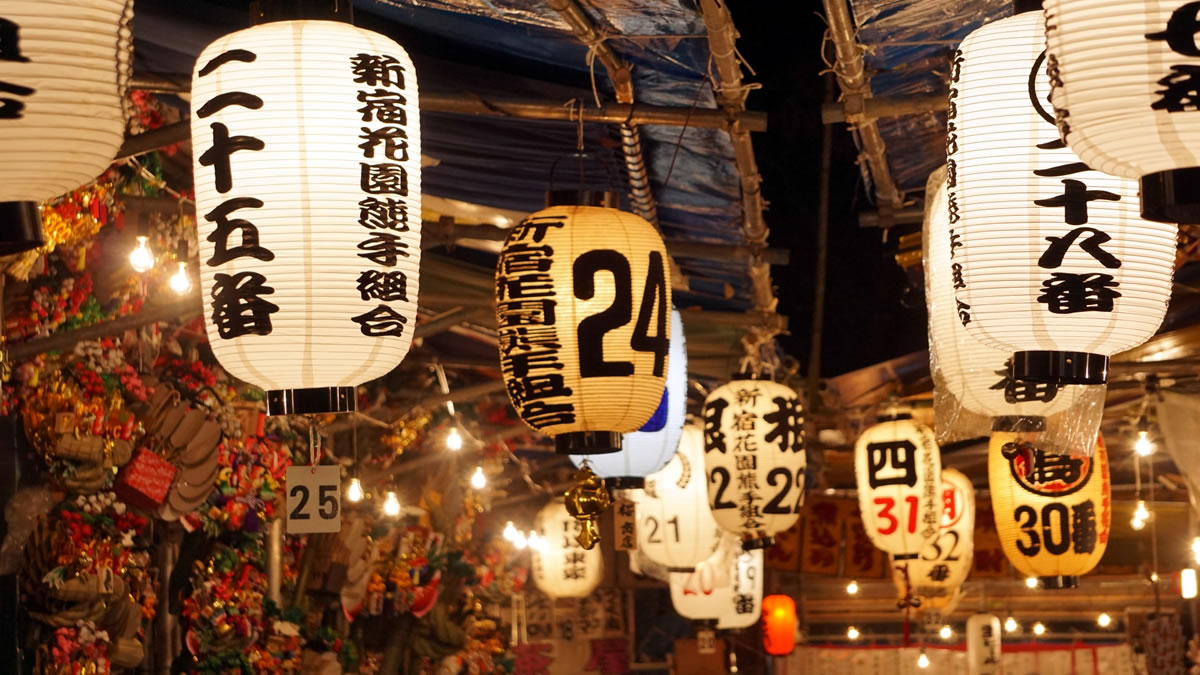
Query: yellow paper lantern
989 432 1110 589
530 499 603 598
892 468 975 609
855 416 942 560
496 205 671 454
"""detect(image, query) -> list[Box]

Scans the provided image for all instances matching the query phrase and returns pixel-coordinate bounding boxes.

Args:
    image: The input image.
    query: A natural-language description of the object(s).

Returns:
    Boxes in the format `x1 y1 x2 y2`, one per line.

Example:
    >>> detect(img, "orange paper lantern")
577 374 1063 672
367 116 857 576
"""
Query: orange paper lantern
761 594 797 656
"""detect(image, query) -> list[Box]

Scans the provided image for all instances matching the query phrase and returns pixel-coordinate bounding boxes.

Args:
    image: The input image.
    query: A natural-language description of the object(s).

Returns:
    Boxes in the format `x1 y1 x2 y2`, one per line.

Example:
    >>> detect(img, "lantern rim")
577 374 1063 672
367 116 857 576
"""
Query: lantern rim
0 202 45 256
1141 169 1200 225
555 431 623 455
1039 575 1080 590
266 386 356 416
1012 351 1108 385
742 535 776 551
250 0 355 24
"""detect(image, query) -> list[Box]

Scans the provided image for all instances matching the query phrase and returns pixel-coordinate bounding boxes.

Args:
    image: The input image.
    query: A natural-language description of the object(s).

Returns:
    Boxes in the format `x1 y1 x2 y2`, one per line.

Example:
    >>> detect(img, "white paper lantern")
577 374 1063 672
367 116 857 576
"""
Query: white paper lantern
855 416 941 560
569 307 685 487
701 378 805 548
668 546 763 629
530 499 603 599
497 205 671 454
947 11 1176 385
891 468 975 606
635 426 723 572
966 614 1002 675
0 0 132 253
192 20 421 414
1045 0 1200 223
926 172 1074 420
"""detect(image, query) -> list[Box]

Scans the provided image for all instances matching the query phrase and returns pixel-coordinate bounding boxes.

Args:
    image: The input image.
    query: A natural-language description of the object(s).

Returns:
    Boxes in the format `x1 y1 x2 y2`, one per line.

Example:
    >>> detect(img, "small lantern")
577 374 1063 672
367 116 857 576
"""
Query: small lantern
762 594 797 656
570 307 686 487
988 432 1110 589
701 378 805 549
946 11 1176 386
1046 0 1200 224
0 0 134 254
855 416 942 560
966 614 1002 675
497 205 671 454
635 425 723 572
668 547 764 629
530 499 603 598
192 18 421 414
891 468 975 609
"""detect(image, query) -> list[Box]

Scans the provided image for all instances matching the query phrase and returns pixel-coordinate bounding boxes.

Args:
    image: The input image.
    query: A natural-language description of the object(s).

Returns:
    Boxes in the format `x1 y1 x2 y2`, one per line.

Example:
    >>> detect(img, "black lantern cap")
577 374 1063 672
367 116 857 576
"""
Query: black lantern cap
266 386 356 416
0 202 44 256
555 431 622 455
1039 575 1079 590
742 535 775 551
991 415 1047 433
250 0 353 24
607 476 645 490
1012 0 1043 14
1012 350 1108 385
1141 168 1200 224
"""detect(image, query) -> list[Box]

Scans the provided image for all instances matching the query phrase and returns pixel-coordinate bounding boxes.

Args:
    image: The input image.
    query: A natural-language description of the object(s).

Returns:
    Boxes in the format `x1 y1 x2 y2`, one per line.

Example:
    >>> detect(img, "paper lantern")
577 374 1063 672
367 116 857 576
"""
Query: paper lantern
496 204 671 454
946 11 1176 386
891 468 975 608
668 546 763 629
701 378 805 548
762 595 797 656
635 425 723 572
569 307 686 487
0 0 133 254
989 432 1110 589
966 614 1002 675
855 416 941 560
1045 0 1200 223
192 19 421 414
530 499 603 598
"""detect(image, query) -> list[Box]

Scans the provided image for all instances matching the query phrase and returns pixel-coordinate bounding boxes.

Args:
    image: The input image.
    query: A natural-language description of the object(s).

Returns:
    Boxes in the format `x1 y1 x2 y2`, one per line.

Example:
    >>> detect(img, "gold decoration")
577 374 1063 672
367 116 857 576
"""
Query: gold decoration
564 464 610 550
381 410 431 456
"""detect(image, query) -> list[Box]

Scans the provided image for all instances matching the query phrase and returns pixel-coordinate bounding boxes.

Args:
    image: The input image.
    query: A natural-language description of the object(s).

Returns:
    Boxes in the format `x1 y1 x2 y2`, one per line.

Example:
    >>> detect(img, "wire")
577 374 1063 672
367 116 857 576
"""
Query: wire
661 76 708 190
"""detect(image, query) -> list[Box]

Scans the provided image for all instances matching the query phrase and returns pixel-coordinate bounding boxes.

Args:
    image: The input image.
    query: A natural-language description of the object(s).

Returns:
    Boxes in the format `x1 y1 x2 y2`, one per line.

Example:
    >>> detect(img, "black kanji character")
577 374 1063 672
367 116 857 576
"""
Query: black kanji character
501 243 554 274
506 374 573 406
1003 442 1084 487
990 360 1061 404
356 88 407 124
926 564 951 582
357 197 409 231
1033 179 1120 225
350 304 407 337
508 216 566 243
502 349 564 378
210 272 278 339
763 396 803 453
0 19 30 63
1033 161 1090 177
1037 272 1121 314
520 400 576 428
1037 226 1121 269
496 273 554 300
497 299 556 328
957 298 971 326
198 123 265 194
736 455 757 471
195 91 263 119
1071 500 1097 554
197 49 256 78
360 162 408 195
356 269 408 302
734 594 756 614
356 232 410 267
499 326 561 355
737 471 759 490
703 398 729 453
866 441 917 489
350 53 407 88
358 126 408 161
204 197 273 266
1146 2 1200 57
0 80 34 119
1151 65 1200 111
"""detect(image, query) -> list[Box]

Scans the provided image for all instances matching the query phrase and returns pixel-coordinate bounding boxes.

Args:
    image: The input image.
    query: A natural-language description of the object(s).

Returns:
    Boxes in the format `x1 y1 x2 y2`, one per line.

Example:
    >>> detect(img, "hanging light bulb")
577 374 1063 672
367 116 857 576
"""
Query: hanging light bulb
129 235 155 273
1183 569 1198 600
1032 622 1046 636
1135 430 1154 457
383 491 400 517
846 626 860 640
917 652 930 669
168 261 192 294
1192 537 1200 565
512 530 528 550
1097 612 1112 628
939 625 953 640
1132 500 1151 531
1004 616 1019 633
503 521 518 542
846 580 859 595
346 477 364 503
1152 572 1160 583
470 465 486 490
446 426 463 451
1025 577 1039 589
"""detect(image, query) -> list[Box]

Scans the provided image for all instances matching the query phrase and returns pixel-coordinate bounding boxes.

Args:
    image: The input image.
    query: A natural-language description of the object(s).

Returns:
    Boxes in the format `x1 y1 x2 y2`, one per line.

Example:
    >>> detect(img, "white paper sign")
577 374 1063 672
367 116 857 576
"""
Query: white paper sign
286 465 341 534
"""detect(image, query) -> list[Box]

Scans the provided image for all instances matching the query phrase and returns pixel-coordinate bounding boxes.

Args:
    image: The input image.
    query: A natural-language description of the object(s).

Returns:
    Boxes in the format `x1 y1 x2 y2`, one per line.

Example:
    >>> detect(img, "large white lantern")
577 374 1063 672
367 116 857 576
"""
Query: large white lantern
635 426 723 571
1045 0 1200 223
701 378 805 549
192 18 421 414
569 307 685 487
668 547 763 629
966 614 1002 675
946 10 1176 386
855 416 941 560
496 204 671 454
0 0 133 254
891 468 975 608
530 499 603 599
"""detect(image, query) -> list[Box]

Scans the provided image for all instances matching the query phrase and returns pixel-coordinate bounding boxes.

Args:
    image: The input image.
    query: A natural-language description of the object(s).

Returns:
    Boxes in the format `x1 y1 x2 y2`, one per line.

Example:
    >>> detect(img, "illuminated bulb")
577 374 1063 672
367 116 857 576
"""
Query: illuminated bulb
1192 537 1200 565
503 521 518 542
511 530 528 550
1184 569 1198 600
129 236 155 273
1097 612 1112 628
1004 616 1018 633
846 580 859 595
346 477 364 503
470 465 486 490
1131 516 1147 531
168 261 192 294
528 531 549 554
1032 622 1046 636
383 491 400 517
1135 430 1154 456
939 625 953 640
1132 500 1150 530
1025 576 1039 589
1151 572 1160 583
445 427 463 451
846 626 860 640
917 652 930 669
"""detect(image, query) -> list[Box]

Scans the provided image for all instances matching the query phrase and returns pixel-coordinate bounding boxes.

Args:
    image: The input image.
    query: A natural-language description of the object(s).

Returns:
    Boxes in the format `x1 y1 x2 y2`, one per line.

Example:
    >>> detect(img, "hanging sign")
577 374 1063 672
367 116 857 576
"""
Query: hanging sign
966 614 1002 675
285 465 341 534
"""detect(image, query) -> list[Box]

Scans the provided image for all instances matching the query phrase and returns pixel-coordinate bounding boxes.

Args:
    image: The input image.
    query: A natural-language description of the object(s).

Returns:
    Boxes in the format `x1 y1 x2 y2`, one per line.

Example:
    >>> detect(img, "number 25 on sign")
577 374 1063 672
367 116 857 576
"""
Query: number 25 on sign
286 465 342 534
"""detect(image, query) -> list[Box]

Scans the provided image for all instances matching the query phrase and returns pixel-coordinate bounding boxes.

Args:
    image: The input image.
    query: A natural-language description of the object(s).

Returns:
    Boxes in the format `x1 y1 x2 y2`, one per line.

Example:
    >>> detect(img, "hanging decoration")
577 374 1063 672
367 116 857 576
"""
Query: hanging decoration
668 545 764 629
191 18 422 415
855 415 941 561
563 464 610 550
569 307 686 488
891 468 975 612
0 0 133 255
530 499 603 598
989 432 1110 589
762 594 797 656
946 10 1176 385
966 614 1002 675
1045 0 1200 224
635 425 723 572
496 205 671 454
701 378 805 549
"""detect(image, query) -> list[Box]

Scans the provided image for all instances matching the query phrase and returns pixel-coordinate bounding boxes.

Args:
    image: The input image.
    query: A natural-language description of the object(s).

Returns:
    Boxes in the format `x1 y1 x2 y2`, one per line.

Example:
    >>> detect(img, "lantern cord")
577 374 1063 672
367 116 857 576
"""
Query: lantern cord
433 362 455 416
661 77 708 191
581 29 614 109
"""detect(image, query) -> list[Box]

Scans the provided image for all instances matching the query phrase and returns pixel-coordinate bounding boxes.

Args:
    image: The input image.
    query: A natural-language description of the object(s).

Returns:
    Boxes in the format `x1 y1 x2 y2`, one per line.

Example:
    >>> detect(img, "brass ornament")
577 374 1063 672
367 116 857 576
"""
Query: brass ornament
564 464 610 550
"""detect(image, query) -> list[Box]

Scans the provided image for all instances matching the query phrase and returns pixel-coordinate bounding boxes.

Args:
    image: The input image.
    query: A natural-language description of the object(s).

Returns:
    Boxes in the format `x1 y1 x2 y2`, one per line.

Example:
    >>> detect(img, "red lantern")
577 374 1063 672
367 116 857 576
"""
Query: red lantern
762 594 797 656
